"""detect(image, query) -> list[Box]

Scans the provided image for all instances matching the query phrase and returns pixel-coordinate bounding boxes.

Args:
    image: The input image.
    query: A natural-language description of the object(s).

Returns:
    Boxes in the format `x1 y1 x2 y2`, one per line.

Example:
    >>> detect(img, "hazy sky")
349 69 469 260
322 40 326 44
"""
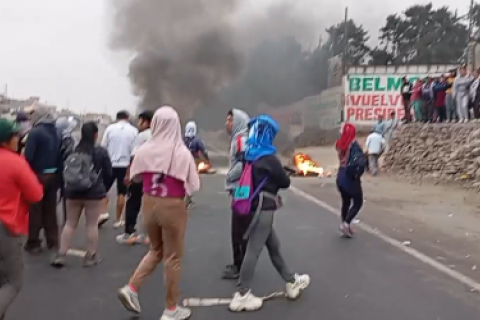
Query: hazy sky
0 0 471 115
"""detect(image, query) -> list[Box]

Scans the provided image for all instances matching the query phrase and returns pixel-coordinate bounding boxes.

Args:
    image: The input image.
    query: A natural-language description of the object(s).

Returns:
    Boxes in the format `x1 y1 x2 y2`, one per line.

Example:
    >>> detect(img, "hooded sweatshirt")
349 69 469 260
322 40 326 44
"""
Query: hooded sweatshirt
24 109 61 174
226 109 249 191
184 121 208 158
453 75 474 99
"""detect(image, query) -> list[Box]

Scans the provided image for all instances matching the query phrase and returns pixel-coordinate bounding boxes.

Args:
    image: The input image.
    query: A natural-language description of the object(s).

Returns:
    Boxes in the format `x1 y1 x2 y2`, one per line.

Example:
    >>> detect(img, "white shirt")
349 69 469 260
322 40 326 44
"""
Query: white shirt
365 132 385 155
131 128 152 156
101 120 138 167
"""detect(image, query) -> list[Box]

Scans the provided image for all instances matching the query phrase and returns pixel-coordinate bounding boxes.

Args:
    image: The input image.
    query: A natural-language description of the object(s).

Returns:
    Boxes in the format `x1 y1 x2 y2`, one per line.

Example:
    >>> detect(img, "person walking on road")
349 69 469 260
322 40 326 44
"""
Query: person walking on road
336 123 364 237
52 122 113 268
117 106 200 320
229 115 310 312
117 111 153 245
223 109 250 280
0 119 43 319
23 108 62 254
183 120 210 208
101 111 138 228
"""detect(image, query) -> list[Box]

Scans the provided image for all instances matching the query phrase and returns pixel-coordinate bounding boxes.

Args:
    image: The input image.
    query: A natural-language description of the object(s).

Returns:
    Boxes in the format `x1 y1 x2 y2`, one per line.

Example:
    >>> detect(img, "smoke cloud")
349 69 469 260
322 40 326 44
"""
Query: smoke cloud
108 0 323 119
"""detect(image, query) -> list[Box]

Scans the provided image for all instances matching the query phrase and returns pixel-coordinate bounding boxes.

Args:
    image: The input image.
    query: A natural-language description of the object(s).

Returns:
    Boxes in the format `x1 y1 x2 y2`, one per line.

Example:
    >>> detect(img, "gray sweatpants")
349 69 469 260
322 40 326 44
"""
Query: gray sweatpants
237 210 294 294
456 95 470 120
0 223 24 319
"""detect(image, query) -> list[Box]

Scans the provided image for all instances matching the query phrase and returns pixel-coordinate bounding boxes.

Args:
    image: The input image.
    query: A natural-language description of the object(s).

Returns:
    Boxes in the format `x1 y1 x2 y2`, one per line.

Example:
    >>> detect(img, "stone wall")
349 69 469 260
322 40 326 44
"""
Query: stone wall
383 123 480 189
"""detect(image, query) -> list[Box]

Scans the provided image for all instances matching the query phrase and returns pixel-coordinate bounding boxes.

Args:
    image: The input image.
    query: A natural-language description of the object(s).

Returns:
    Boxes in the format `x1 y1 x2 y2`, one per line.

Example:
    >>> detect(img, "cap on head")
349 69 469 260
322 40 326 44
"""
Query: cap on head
0 119 20 144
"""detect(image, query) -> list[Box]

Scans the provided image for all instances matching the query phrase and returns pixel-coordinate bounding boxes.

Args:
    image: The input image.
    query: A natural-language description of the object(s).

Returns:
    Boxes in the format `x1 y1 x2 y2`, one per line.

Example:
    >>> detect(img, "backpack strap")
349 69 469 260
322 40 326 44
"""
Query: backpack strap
236 135 242 154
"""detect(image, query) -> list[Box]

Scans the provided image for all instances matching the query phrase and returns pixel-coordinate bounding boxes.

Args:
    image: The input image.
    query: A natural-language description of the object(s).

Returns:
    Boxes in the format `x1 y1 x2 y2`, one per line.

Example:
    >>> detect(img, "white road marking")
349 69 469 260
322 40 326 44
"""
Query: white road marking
182 292 285 307
66 248 87 257
289 186 480 292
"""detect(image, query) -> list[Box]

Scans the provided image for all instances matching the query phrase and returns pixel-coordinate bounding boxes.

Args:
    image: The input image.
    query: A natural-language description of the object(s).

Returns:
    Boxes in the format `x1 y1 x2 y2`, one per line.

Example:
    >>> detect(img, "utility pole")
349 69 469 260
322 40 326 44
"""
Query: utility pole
342 7 349 75
467 0 475 67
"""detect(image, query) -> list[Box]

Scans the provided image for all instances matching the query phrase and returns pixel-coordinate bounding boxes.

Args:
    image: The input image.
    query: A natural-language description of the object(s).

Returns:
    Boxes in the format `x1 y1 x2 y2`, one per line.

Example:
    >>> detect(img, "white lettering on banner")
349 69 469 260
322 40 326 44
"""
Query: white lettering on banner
344 73 445 125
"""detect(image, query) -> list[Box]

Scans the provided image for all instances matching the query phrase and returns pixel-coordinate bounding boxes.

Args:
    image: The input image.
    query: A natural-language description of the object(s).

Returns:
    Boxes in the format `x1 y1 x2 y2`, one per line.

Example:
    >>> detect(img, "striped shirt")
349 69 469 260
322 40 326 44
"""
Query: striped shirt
101 120 138 167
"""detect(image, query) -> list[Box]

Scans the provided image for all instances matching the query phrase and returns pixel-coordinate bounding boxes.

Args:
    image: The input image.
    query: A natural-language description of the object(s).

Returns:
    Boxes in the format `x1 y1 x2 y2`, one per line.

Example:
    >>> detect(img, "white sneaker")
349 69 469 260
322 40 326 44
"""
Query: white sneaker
160 306 191 320
116 233 138 245
117 285 141 314
97 213 110 227
228 291 263 312
113 220 125 229
286 274 311 300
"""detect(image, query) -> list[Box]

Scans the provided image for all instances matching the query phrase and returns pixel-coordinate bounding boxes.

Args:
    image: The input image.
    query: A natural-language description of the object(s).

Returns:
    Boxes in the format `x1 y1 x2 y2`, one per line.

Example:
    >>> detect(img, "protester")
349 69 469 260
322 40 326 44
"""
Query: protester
383 111 399 148
454 65 475 123
23 108 62 254
0 119 43 319
101 111 138 228
117 106 200 320
223 109 250 280
117 111 153 245
51 122 113 267
184 120 210 208
14 112 31 154
446 71 457 122
433 75 452 123
470 69 480 121
401 76 413 122
336 123 364 237
372 115 385 135
365 127 386 176
228 115 310 312
411 79 424 122
184 121 210 163
422 77 435 122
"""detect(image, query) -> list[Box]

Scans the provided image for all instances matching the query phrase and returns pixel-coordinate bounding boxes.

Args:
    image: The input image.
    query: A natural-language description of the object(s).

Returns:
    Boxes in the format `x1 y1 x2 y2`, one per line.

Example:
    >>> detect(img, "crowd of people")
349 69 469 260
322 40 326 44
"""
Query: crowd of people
401 64 480 123
0 105 312 320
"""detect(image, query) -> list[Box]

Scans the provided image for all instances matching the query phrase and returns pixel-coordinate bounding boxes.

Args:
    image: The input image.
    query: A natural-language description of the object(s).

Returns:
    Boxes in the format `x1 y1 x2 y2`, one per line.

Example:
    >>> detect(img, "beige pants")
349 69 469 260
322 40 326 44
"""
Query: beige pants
129 195 188 308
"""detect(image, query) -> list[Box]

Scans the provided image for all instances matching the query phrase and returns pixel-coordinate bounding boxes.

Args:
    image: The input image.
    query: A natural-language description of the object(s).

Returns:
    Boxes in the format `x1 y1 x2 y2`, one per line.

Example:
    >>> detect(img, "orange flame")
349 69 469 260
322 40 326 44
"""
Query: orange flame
294 153 325 176
197 161 211 173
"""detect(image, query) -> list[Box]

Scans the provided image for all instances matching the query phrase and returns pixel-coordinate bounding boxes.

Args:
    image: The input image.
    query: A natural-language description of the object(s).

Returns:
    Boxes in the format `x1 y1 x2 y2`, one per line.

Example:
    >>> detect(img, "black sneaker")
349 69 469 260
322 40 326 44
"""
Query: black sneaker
83 253 102 268
24 244 42 255
222 264 240 280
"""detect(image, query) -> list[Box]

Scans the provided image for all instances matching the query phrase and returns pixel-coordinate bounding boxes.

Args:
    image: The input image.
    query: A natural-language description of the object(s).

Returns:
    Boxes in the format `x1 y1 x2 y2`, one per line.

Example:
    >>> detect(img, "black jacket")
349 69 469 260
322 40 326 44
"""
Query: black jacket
65 146 114 200
250 154 290 211
24 123 61 174
401 82 413 100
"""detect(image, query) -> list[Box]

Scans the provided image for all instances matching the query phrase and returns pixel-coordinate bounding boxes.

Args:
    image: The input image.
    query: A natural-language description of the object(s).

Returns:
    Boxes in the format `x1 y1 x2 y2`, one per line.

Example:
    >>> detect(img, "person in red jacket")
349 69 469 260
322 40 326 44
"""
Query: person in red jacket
0 118 43 319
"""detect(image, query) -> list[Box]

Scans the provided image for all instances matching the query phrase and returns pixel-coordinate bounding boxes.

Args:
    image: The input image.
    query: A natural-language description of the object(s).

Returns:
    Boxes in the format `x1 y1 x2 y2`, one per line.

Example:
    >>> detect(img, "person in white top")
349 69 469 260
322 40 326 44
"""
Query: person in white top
100 111 138 228
117 111 153 245
365 128 386 176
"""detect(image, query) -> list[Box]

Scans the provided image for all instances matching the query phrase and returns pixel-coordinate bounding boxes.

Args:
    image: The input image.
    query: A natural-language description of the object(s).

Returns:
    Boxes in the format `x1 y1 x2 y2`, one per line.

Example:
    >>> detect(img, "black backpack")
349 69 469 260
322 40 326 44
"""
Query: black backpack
63 152 100 193
346 142 366 179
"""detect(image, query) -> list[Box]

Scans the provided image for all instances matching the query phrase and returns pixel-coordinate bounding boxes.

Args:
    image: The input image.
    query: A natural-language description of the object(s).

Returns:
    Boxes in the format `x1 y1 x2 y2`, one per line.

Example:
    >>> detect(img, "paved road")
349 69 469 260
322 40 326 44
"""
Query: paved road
8 172 480 320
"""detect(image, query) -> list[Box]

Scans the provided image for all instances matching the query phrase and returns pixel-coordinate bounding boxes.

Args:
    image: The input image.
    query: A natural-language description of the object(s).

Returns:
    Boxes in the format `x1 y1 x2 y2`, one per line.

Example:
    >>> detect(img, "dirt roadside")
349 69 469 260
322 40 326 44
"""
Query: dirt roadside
293 145 480 283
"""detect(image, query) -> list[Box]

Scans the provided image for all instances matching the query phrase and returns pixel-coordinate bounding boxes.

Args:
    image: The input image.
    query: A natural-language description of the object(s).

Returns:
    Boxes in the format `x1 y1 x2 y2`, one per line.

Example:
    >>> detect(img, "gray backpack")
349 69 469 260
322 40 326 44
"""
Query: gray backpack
63 152 100 193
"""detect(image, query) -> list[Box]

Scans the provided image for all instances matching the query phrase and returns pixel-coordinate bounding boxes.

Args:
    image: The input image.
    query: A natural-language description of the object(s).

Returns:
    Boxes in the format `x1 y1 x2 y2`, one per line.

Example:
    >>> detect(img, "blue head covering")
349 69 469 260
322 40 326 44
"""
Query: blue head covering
245 114 279 161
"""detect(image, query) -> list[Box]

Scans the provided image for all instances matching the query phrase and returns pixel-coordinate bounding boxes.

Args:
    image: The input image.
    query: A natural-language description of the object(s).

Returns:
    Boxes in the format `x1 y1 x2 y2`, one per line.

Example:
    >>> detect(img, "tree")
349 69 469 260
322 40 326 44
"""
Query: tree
325 19 370 65
377 4 468 65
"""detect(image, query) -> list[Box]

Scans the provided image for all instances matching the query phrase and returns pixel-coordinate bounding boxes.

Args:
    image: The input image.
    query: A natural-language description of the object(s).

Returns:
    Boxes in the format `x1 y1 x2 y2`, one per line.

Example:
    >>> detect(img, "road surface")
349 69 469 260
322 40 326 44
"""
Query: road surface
8 164 480 320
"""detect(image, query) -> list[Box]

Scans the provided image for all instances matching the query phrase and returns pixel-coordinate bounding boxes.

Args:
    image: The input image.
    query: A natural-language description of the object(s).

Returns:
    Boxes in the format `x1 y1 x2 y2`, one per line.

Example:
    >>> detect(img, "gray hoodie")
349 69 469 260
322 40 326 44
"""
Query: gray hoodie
226 109 250 190
453 75 474 99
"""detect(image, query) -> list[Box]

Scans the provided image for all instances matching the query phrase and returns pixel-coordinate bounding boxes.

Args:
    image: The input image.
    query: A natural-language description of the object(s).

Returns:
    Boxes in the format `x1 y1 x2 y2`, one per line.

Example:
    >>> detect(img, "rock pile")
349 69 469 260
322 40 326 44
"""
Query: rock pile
383 123 480 189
